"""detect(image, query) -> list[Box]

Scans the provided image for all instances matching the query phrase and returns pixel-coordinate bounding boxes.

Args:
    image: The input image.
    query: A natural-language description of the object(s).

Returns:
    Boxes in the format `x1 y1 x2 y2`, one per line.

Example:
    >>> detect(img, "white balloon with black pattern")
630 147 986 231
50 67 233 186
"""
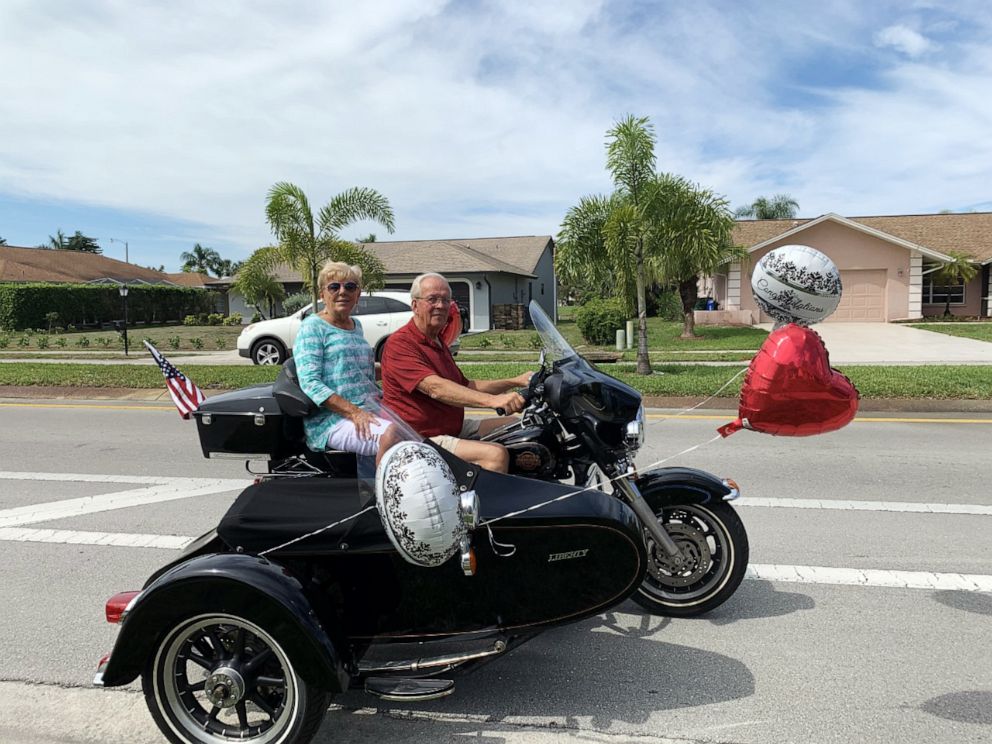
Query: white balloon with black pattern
375 441 467 567
751 244 843 326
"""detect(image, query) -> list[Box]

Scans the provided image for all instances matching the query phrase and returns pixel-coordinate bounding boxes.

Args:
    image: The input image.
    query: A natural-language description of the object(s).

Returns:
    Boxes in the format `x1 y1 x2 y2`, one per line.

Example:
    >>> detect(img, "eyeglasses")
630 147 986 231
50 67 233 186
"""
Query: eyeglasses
415 295 452 306
326 281 359 293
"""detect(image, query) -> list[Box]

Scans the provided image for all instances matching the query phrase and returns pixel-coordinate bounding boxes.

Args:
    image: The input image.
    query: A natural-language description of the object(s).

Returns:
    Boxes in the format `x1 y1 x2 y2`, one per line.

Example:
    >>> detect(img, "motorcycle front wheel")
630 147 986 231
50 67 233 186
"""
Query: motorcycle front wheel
632 501 749 618
142 613 331 744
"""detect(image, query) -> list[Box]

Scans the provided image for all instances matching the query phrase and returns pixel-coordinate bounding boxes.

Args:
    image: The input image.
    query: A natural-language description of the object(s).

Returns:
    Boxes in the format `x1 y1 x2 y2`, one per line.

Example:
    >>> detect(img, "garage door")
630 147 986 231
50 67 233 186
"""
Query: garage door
828 269 886 322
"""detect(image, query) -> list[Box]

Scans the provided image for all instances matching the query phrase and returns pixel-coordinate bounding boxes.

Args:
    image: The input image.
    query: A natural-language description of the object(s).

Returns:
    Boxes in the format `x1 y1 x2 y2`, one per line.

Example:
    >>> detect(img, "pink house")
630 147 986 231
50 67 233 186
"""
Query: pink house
705 212 992 323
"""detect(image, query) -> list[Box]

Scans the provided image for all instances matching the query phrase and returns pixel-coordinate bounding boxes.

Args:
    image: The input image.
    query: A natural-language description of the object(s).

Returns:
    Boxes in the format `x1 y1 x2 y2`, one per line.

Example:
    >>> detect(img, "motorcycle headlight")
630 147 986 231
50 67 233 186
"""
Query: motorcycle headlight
625 405 646 451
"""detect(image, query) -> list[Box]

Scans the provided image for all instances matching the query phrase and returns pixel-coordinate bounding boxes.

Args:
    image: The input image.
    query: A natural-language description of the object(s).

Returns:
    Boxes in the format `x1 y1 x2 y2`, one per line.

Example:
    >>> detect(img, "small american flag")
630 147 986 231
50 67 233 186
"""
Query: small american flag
144 340 206 419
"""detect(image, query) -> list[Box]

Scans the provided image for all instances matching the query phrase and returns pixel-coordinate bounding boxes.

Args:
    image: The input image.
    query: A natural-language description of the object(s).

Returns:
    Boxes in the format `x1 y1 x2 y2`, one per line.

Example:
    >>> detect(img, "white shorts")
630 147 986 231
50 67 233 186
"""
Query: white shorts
428 418 482 454
326 416 393 457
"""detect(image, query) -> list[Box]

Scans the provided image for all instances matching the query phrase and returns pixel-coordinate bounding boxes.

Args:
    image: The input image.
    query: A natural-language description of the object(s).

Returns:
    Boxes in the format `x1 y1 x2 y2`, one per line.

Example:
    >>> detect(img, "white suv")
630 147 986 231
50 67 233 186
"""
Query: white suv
237 291 414 365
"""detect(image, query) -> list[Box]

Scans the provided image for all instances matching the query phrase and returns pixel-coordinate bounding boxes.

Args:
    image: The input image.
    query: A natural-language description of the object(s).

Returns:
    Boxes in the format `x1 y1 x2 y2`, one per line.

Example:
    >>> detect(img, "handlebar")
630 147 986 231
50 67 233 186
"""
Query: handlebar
496 386 535 417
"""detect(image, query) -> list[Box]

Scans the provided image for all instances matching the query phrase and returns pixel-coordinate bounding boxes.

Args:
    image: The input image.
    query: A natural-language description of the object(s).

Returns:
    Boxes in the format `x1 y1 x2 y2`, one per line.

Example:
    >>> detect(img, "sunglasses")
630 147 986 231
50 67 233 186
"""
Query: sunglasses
326 281 359 293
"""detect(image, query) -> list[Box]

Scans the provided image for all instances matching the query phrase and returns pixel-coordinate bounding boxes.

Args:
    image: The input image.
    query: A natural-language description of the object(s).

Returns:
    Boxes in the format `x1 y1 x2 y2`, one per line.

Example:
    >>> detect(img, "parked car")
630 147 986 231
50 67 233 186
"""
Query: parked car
237 291 414 365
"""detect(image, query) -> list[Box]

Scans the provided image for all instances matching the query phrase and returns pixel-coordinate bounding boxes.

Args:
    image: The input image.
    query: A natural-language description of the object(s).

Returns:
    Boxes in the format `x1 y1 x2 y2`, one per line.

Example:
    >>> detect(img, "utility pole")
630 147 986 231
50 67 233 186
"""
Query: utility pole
108 237 129 263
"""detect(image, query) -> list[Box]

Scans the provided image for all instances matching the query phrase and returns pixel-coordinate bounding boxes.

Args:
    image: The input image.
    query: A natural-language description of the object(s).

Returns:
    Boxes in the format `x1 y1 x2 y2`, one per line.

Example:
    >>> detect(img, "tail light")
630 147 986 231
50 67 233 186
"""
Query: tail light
105 591 140 624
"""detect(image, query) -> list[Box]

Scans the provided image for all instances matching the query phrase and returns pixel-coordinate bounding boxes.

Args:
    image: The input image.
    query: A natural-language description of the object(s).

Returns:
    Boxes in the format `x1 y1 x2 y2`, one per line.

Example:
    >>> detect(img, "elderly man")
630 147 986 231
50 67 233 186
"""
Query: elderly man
381 272 532 472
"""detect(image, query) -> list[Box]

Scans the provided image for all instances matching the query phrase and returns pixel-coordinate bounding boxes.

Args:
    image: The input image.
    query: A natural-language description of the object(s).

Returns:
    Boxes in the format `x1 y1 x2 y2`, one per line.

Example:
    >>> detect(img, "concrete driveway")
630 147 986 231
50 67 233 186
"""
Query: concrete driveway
759 322 992 365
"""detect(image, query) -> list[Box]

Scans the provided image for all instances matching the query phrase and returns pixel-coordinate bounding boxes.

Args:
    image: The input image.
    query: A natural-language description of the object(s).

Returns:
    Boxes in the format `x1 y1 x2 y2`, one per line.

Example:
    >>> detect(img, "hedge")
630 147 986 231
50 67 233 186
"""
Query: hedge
0 283 216 331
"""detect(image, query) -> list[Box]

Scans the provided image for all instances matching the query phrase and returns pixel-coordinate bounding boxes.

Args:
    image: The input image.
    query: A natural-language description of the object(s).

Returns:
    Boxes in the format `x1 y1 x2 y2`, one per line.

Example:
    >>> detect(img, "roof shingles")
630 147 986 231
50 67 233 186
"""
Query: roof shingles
732 212 992 263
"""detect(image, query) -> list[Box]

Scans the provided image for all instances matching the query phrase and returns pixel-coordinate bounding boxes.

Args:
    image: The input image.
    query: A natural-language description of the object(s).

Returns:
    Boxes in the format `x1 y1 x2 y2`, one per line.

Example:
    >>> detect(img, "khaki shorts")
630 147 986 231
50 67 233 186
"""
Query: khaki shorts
429 418 482 454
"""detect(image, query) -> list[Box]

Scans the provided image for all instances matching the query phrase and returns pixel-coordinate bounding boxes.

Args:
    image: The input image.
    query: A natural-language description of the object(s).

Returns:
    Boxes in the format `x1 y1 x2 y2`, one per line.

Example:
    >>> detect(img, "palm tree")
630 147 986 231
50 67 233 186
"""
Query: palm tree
557 193 635 308
646 175 742 338
46 229 68 249
64 231 102 253
180 243 222 274
264 181 395 310
231 261 286 319
605 115 658 374
931 252 978 317
735 194 799 219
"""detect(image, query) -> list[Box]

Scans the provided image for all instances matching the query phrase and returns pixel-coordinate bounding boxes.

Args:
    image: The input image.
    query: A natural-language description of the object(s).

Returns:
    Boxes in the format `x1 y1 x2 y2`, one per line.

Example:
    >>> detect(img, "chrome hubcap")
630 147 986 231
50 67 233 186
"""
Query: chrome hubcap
204 666 246 708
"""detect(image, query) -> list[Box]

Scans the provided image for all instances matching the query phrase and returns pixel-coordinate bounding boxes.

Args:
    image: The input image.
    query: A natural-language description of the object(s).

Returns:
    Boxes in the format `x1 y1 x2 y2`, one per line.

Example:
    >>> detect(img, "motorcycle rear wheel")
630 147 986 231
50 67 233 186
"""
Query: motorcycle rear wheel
632 501 749 618
142 613 331 744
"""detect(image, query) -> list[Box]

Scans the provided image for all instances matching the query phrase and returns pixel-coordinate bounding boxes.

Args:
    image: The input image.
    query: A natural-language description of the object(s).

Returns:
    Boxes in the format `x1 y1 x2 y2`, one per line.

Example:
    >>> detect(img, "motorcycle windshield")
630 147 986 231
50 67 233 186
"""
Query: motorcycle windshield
529 300 578 364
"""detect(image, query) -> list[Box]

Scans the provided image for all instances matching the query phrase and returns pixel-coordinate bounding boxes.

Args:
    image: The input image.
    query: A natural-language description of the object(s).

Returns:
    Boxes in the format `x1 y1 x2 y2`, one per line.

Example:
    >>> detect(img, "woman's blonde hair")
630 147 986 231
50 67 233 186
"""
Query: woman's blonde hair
318 261 363 290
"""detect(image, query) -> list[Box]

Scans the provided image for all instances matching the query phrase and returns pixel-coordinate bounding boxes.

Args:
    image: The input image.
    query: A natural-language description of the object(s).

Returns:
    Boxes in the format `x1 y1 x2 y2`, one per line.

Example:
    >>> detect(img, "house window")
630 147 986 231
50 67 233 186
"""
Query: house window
922 276 965 305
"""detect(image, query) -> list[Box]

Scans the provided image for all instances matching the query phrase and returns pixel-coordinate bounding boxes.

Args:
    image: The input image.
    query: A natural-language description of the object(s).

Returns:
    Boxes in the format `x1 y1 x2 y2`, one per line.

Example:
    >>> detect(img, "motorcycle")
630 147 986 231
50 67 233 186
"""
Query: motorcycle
93 300 748 744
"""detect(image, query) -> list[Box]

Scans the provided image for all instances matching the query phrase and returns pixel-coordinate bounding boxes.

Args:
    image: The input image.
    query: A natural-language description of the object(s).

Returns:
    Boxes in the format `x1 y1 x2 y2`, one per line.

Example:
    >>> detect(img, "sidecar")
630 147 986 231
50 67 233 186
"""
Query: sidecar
95 378 647 744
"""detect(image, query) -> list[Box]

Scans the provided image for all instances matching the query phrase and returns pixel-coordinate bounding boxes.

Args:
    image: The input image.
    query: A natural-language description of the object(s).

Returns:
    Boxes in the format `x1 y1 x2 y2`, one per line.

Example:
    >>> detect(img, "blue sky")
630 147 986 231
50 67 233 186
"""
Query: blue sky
2 0 991 272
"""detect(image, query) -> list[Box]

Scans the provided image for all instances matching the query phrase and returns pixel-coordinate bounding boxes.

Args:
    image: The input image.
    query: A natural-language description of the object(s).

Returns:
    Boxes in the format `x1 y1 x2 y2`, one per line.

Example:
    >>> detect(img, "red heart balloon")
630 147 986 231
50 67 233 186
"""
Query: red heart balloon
718 324 859 437
439 300 463 348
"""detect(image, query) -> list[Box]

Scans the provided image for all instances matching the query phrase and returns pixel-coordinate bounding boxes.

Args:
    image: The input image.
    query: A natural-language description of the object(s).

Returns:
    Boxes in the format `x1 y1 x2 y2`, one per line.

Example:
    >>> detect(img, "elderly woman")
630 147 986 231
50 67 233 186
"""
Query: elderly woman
293 260 398 463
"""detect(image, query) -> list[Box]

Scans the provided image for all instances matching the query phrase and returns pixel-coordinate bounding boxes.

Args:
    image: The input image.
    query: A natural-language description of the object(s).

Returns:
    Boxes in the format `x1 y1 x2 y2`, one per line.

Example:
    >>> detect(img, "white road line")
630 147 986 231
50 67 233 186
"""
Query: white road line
0 477 248 527
1 526 990 593
749 564 992 592
740 497 992 516
0 527 191 550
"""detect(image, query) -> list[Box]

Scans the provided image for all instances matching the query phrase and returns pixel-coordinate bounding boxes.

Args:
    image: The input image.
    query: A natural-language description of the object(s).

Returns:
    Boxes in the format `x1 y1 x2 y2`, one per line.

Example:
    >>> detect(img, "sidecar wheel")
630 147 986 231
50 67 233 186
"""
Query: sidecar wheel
142 613 331 744
632 502 749 618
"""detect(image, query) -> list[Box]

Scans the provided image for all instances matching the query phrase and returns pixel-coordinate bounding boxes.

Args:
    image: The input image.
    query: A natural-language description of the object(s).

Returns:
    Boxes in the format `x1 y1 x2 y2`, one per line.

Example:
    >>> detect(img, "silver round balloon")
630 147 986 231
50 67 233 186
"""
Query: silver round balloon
375 441 467 567
751 244 842 326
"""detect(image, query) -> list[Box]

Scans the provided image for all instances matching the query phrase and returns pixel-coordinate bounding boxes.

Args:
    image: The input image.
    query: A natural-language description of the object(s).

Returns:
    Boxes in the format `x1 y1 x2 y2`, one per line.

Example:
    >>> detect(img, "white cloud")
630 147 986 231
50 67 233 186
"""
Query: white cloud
0 1 991 268
874 24 936 57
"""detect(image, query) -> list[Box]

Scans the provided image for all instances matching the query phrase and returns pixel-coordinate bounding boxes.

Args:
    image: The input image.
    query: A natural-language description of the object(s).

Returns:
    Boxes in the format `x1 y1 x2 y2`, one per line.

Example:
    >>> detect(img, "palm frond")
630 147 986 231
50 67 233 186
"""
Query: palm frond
318 188 396 238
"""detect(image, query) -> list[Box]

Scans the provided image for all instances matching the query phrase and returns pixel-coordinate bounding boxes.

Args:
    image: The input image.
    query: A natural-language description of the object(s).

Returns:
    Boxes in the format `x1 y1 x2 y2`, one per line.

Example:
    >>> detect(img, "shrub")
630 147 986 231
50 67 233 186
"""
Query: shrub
183 315 198 326
214 337 227 349
223 313 242 326
168 336 181 350
282 292 311 315
477 335 492 348
250 312 262 323
17 336 30 347
0 336 9 348
650 289 684 321
576 298 628 345
190 337 204 349
55 337 67 348
207 313 225 326
36 336 50 349
97 337 112 347
75 336 91 348
529 333 542 349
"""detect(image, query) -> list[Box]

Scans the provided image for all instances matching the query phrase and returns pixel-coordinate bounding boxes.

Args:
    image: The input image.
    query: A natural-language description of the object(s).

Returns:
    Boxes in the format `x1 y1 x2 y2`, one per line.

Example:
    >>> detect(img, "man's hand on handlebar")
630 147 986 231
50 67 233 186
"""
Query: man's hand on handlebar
492 391 526 416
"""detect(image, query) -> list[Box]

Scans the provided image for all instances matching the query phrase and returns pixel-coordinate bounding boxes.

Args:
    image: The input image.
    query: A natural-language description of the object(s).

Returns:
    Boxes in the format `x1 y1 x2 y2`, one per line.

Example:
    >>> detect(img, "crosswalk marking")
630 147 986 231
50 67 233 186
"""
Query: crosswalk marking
0 472 248 528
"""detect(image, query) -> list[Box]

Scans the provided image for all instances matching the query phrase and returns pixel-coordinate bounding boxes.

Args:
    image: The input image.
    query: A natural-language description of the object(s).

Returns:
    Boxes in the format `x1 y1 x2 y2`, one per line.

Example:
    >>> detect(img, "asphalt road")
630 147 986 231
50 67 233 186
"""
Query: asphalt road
0 399 990 744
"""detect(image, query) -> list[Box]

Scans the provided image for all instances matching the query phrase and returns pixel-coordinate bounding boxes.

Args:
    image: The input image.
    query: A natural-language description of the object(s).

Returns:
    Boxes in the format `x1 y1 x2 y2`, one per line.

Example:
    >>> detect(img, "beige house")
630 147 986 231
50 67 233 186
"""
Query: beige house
707 212 992 323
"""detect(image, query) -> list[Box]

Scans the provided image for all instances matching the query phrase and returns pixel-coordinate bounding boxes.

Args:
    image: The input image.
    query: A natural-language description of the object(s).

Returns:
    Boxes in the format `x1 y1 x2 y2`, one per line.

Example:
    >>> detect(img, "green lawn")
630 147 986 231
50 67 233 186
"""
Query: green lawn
908 323 992 343
0 324 242 352
4 362 991 400
459 317 767 352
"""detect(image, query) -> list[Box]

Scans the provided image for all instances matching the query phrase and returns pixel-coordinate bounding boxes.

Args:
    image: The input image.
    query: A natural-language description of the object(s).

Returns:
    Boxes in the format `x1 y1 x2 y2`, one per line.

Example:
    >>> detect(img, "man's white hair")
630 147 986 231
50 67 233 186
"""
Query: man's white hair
410 272 450 301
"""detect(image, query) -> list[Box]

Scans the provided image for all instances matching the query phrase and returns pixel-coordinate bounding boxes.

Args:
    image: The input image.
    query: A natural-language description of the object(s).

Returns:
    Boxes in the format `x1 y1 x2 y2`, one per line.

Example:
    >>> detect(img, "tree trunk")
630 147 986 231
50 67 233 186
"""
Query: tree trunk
635 239 652 375
679 279 698 338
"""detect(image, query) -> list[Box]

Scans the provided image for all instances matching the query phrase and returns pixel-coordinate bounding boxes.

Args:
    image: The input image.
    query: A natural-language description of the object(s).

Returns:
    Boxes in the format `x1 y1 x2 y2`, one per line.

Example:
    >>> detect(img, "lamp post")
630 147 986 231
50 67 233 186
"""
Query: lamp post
118 283 130 356
108 237 129 263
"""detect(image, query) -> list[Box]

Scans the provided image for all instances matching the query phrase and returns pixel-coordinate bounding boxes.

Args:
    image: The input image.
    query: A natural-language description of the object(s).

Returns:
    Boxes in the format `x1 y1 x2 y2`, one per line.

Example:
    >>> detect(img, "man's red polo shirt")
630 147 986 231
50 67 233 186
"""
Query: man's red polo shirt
381 318 469 437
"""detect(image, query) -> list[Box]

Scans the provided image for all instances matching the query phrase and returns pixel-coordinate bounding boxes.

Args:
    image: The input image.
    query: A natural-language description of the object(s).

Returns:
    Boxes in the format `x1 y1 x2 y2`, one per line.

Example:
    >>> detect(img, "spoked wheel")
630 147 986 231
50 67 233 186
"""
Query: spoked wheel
143 614 330 744
632 501 749 617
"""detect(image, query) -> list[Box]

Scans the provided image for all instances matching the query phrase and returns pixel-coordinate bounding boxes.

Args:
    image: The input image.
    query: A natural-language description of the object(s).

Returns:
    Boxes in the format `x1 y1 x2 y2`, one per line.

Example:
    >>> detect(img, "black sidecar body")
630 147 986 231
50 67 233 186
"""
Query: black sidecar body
95 381 647 744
